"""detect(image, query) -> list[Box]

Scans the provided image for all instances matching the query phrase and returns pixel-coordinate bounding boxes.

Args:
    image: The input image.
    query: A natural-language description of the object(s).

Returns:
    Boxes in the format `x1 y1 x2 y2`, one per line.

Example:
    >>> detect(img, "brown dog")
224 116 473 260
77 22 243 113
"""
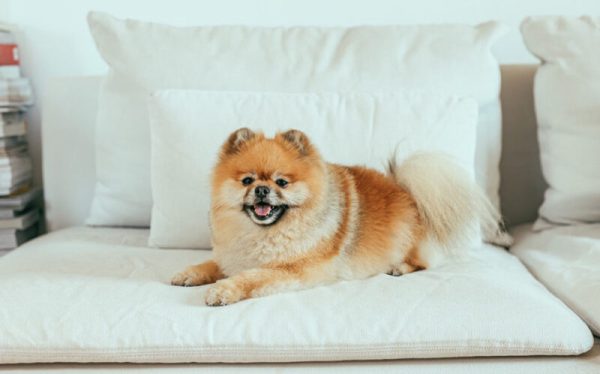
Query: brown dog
171 128 502 306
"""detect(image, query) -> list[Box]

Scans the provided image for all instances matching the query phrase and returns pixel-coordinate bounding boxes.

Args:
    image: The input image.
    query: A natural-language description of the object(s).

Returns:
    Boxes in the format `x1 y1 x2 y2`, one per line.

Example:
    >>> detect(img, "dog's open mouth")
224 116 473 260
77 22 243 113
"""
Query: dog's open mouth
245 203 287 225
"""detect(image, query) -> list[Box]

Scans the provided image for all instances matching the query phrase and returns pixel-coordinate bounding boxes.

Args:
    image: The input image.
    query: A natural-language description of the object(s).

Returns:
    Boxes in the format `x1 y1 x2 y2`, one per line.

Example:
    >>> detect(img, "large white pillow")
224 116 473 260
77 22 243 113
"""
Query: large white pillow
149 90 477 249
521 16 600 229
86 12 506 227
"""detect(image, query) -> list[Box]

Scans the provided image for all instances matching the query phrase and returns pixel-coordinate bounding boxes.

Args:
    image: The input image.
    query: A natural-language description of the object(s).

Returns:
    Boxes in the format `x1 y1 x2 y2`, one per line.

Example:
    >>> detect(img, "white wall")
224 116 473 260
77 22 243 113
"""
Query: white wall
2 0 600 186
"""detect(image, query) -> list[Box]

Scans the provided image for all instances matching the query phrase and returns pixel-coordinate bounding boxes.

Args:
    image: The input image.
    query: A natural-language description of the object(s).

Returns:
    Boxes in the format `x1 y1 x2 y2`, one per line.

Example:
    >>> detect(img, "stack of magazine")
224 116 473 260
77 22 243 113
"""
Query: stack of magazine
0 112 31 194
0 26 39 255
0 187 40 255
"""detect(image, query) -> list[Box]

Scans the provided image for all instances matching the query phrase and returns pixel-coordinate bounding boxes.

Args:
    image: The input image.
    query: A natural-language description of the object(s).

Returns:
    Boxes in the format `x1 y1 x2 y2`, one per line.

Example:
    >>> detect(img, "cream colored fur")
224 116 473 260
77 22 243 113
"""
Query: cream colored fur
389 152 511 251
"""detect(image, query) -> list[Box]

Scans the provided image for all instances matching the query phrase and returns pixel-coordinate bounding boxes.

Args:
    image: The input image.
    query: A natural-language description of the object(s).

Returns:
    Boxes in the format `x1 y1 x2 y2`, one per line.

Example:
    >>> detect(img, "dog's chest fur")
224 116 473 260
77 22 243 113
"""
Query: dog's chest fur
214 226 309 275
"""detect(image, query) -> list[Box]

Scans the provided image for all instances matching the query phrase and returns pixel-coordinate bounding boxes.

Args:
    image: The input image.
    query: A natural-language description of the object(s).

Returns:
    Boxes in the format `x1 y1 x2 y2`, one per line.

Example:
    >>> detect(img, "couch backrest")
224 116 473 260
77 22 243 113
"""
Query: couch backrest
42 65 545 231
42 76 100 231
498 65 547 227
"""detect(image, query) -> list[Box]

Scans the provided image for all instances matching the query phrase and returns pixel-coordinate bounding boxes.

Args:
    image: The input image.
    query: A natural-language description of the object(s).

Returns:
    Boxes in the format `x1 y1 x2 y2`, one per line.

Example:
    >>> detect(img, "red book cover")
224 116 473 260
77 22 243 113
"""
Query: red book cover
0 44 19 65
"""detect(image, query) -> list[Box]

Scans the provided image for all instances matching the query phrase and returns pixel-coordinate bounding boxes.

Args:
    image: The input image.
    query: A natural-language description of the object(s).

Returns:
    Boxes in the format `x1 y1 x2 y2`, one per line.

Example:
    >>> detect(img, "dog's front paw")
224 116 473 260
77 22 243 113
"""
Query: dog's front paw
387 263 418 276
171 267 211 287
205 279 244 306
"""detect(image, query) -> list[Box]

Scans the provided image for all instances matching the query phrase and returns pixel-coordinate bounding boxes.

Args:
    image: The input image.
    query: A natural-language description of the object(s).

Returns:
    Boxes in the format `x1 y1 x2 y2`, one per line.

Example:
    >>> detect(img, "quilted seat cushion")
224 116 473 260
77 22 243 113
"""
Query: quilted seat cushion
512 223 600 336
0 227 592 363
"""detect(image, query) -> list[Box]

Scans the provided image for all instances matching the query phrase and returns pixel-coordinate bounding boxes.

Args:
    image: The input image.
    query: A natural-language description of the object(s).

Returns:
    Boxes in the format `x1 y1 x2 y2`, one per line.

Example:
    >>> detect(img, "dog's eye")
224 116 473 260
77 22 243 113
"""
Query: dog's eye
241 177 254 186
275 179 288 188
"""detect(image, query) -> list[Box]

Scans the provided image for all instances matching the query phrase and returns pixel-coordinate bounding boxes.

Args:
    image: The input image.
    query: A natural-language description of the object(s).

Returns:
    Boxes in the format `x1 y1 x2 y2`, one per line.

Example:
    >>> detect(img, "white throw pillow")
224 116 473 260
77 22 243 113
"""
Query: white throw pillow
521 16 600 229
149 90 477 249
86 11 506 227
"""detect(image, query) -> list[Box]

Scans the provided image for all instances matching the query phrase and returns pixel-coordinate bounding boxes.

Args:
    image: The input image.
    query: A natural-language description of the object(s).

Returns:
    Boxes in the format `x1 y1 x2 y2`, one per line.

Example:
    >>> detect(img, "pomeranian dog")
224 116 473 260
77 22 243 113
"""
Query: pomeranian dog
171 128 505 306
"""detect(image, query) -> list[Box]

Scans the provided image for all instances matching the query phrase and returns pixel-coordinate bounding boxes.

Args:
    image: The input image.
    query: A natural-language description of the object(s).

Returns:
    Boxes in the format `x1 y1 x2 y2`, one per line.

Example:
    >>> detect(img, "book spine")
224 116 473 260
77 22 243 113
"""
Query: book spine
0 44 19 66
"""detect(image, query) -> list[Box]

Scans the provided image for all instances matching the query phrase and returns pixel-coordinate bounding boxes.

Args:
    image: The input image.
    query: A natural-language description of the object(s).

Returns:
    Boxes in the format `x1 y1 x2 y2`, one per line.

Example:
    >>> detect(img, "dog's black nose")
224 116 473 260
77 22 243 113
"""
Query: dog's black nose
255 186 270 198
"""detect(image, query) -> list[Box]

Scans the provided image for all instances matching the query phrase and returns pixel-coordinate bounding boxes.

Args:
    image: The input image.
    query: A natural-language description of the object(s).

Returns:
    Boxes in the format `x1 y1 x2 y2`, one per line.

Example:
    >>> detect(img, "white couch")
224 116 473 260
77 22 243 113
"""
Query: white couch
0 65 588 372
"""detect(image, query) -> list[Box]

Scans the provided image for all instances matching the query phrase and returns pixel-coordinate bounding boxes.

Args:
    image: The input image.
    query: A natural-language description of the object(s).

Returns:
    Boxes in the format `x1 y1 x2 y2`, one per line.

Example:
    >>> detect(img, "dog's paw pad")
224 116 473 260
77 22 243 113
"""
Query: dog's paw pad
205 280 243 306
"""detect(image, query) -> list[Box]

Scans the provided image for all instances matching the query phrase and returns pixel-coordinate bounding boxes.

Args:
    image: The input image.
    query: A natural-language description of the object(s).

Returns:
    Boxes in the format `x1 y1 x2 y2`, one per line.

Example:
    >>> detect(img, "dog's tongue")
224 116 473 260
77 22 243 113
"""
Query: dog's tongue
254 204 272 217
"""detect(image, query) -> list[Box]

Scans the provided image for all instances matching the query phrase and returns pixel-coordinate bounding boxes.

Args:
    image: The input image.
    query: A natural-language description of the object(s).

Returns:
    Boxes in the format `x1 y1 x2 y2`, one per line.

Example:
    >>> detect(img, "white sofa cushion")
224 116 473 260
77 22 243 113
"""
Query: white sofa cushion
149 90 478 249
0 227 592 364
521 16 600 229
512 223 600 336
86 11 506 227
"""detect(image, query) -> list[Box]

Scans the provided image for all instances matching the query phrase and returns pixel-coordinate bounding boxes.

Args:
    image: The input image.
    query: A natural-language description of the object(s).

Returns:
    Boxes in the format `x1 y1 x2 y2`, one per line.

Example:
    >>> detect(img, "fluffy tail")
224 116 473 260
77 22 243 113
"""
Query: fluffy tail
388 152 511 250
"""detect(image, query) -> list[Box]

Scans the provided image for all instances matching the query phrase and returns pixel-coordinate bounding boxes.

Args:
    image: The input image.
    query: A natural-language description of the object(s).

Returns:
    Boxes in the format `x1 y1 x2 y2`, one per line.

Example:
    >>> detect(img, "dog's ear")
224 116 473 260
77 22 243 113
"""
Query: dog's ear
222 127 256 155
276 129 314 157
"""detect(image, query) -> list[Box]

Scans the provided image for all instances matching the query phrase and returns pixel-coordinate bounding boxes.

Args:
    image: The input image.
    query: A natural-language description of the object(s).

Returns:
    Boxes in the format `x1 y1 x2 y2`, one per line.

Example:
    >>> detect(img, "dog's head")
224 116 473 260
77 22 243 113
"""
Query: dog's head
211 128 326 226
